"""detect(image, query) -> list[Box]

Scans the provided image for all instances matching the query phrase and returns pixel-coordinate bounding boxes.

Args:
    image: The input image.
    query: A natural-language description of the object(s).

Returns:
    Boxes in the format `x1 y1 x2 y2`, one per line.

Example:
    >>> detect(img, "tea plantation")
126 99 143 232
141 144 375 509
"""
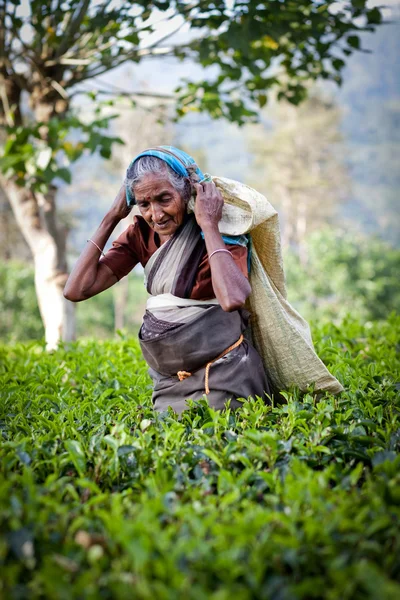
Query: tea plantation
1 315 399 599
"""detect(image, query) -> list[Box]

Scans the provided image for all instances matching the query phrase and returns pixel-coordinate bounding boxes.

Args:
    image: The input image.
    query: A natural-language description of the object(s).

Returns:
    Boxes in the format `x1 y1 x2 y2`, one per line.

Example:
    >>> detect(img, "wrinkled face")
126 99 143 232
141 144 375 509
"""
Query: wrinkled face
134 173 186 237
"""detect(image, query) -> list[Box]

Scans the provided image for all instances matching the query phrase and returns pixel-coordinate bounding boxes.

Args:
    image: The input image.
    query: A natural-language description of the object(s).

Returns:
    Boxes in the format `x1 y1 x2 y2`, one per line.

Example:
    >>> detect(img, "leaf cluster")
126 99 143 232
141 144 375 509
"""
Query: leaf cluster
0 112 123 192
0 315 399 598
174 0 384 122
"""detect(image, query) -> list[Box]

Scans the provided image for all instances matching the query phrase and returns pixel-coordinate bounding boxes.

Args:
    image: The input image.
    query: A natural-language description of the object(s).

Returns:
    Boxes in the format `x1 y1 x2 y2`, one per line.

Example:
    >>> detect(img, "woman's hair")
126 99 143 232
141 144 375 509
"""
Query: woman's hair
125 155 195 204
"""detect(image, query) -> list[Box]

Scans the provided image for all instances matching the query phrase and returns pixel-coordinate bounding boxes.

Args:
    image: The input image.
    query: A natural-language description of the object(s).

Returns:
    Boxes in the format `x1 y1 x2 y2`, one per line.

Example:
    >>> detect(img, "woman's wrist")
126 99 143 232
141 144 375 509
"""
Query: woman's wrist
199 220 220 235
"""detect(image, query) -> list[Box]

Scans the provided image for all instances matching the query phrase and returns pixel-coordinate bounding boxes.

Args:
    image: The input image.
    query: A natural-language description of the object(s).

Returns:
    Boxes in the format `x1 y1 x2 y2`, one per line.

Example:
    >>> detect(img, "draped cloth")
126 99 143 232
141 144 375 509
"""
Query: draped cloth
143 215 206 298
138 215 271 414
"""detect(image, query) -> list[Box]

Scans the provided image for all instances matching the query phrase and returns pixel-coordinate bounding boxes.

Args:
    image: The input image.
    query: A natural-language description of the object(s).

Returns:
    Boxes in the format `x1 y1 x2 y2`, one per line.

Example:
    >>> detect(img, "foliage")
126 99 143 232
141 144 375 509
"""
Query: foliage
0 115 124 193
0 262 147 342
0 1 384 193
3 1 383 110
284 228 400 323
173 0 383 120
0 315 399 598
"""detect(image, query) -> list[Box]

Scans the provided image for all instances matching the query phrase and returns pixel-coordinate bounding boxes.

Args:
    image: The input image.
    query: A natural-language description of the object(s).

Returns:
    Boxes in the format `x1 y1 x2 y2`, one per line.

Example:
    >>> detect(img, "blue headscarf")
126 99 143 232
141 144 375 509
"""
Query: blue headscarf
125 145 206 207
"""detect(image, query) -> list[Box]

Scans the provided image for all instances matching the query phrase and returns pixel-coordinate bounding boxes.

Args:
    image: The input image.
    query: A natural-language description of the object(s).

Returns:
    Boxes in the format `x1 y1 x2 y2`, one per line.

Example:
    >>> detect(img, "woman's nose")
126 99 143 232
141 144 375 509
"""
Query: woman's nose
151 204 164 222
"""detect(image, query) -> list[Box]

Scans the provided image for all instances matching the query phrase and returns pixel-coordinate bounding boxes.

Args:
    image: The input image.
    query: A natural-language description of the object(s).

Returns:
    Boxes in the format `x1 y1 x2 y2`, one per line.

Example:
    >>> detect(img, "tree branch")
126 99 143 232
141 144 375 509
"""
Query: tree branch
140 20 186 52
7 24 49 84
50 79 69 100
49 57 93 66
6 68 28 93
47 11 189 88
74 45 179 83
55 0 91 59
0 3 6 69
72 87 174 100
0 75 14 126
45 39 115 66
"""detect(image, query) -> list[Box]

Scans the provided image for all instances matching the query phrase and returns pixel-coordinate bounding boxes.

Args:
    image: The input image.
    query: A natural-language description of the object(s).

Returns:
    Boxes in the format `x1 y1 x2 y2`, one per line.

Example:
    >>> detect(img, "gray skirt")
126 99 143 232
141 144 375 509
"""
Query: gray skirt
139 306 271 414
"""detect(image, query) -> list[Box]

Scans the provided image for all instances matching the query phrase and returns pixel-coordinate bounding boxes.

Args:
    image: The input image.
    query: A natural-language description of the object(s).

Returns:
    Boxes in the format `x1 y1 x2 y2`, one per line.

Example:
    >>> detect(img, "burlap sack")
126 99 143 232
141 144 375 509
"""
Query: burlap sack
200 176 344 395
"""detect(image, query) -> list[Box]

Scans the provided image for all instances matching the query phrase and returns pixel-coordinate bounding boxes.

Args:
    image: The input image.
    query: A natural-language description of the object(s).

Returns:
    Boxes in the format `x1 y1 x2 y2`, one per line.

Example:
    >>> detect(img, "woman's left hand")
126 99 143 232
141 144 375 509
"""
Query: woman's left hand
193 181 223 230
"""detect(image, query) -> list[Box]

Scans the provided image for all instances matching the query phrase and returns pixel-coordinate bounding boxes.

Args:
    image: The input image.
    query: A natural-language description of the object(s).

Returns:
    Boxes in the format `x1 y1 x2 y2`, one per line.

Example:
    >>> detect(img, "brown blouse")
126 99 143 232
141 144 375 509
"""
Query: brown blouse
100 216 248 301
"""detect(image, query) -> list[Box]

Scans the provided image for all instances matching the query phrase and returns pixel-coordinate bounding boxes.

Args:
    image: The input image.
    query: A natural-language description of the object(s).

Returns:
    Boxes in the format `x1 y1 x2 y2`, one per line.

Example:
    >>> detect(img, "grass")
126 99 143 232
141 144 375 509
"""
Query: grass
0 314 399 599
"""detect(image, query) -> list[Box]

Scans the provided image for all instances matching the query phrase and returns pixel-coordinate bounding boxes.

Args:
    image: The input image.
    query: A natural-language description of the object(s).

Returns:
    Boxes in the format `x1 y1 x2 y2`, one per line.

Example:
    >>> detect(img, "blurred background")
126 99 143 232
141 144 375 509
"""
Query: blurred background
0 0 399 345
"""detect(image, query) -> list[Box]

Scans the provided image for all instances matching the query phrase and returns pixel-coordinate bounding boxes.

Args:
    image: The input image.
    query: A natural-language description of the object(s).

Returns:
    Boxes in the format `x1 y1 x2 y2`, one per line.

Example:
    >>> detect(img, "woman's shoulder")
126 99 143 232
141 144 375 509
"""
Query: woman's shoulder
122 214 146 237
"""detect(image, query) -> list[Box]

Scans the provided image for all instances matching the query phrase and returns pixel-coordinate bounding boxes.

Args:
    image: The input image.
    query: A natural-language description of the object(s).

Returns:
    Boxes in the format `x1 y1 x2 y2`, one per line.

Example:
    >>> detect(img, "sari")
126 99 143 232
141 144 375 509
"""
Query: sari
138 215 271 414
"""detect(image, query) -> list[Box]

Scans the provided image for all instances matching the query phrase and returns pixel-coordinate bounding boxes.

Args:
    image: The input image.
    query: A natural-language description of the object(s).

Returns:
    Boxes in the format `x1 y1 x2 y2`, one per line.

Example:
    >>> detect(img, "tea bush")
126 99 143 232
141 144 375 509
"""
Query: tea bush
1 315 399 599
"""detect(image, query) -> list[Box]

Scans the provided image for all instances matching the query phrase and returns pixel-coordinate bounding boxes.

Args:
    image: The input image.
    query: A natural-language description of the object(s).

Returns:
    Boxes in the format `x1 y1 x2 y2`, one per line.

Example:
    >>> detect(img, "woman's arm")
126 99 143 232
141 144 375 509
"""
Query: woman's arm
63 186 131 302
194 182 251 312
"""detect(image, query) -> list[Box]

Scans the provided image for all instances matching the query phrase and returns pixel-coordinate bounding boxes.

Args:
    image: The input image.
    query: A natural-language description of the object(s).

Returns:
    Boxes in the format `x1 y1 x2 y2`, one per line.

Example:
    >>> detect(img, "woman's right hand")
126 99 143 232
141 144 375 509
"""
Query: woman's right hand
108 185 132 221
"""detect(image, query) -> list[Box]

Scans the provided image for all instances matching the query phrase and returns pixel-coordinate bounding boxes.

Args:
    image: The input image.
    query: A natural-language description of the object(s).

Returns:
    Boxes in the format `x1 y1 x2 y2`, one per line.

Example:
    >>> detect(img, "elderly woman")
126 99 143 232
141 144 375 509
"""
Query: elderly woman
64 146 271 413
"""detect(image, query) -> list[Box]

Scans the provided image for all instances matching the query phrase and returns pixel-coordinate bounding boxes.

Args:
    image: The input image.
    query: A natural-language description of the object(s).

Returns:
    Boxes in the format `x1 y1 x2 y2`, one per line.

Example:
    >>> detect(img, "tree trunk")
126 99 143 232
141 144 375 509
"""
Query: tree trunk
1 177 75 349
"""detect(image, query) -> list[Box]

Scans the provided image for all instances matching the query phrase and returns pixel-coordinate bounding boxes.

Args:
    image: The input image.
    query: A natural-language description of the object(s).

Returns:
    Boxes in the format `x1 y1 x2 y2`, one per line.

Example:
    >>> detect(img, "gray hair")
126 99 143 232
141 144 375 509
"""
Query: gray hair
125 155 194 204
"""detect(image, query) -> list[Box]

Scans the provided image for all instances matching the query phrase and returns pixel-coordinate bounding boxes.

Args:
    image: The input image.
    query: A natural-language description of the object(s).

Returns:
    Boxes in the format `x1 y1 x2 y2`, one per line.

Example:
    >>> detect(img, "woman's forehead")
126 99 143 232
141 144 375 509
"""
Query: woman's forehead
134 174 175 198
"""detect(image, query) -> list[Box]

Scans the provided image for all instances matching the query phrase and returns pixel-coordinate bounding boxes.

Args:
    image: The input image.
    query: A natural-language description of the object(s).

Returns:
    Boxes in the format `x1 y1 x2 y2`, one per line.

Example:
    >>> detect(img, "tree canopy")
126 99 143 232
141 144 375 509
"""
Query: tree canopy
2 2 383 112
0 0 383 191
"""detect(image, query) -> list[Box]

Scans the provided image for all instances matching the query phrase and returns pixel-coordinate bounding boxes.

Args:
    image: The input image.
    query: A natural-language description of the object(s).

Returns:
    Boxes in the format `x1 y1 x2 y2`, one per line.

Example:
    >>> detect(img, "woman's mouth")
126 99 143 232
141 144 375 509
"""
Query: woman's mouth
154 220 170 229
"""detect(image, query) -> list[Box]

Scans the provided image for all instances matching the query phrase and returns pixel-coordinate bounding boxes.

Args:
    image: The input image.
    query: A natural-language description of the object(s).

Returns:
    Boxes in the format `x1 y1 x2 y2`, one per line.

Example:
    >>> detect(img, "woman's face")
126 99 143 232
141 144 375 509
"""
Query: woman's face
134 173 186 237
